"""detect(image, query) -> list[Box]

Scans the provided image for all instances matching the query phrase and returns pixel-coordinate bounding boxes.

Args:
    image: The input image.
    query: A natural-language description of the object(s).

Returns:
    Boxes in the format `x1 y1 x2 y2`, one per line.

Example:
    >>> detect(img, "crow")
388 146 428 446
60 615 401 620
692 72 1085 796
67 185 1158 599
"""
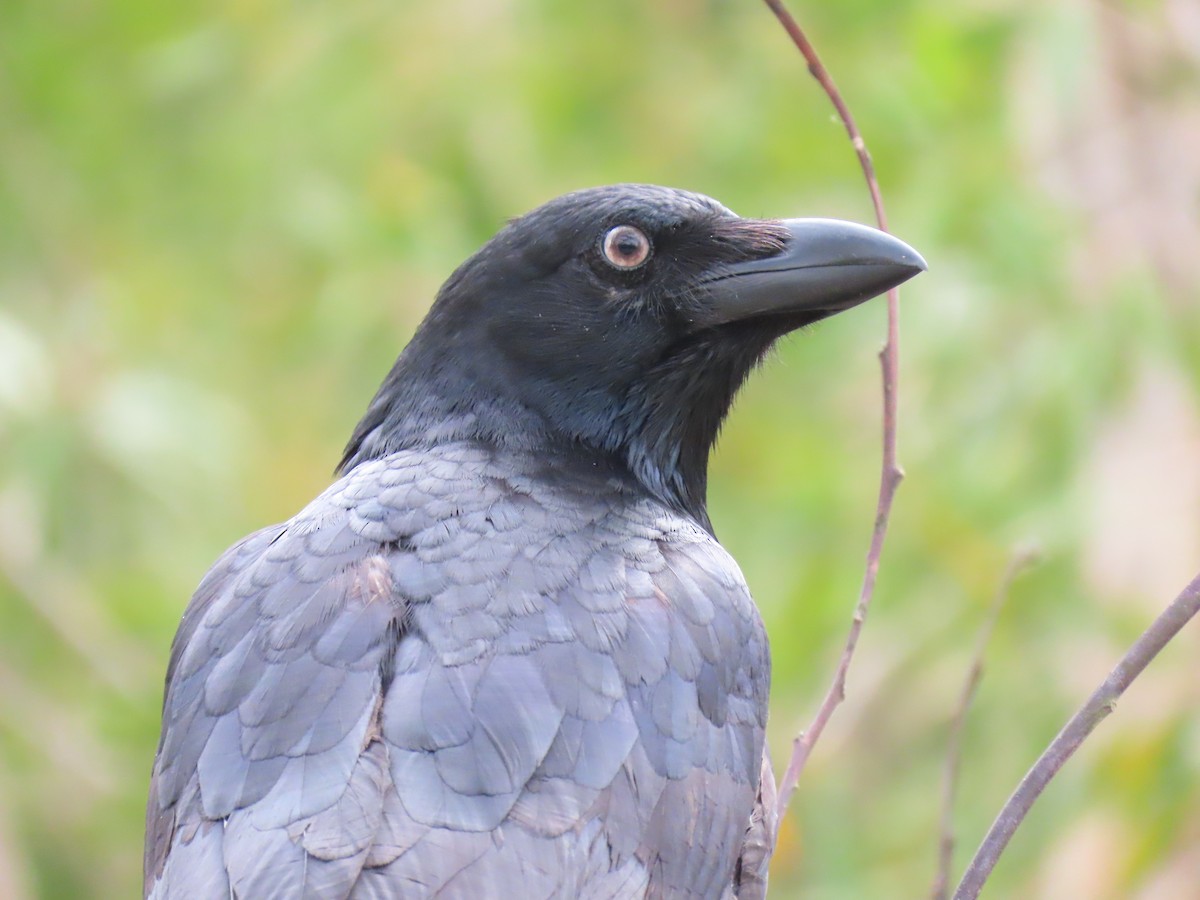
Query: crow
144 184 924 899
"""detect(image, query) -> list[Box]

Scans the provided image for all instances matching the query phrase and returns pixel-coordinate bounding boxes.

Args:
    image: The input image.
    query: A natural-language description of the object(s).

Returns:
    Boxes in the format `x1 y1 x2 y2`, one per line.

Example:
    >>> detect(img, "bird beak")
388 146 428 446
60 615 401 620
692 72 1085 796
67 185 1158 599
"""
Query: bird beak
698 218 926 326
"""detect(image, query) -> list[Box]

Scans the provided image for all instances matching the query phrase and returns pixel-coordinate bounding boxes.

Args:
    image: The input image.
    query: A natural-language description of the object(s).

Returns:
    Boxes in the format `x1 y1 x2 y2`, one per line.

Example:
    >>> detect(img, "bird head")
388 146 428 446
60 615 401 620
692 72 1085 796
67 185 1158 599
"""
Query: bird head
341 184 925 529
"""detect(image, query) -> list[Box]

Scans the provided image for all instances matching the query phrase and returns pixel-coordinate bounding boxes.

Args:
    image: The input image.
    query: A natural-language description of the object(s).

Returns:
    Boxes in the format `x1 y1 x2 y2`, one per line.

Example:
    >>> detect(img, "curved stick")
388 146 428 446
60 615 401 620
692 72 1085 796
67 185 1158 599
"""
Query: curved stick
761 0 905 822
931 549 1039 900
952 569 1200 899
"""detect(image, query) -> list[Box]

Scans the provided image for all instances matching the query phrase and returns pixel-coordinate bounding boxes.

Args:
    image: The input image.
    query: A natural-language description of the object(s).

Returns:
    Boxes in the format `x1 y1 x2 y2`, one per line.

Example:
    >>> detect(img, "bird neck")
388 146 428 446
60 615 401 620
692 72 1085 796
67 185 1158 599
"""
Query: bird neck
337 349 554 474
339 327 775 535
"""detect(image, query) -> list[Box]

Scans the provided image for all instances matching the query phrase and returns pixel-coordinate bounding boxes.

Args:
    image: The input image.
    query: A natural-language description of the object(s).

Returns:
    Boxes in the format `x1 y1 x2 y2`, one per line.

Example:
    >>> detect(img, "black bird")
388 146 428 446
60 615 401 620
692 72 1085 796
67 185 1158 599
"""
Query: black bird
144 184 924 899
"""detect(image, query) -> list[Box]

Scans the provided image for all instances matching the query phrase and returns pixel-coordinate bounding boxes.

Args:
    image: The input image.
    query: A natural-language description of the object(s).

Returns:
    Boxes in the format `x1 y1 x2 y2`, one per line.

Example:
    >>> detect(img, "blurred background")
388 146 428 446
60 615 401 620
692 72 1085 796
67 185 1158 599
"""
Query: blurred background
1 0 1198 896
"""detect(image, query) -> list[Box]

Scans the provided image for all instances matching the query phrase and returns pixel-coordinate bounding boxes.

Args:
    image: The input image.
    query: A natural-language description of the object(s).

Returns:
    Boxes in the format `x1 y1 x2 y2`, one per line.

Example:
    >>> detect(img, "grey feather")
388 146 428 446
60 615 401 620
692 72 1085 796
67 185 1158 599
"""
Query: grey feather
146 443 771 899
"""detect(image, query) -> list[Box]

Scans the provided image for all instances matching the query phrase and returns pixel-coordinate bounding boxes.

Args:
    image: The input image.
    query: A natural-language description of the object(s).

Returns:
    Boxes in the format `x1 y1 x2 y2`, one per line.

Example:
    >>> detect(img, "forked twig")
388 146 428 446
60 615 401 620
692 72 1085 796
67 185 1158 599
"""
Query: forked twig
761 0 906 823
930 548 1039 900
952 569 1200 899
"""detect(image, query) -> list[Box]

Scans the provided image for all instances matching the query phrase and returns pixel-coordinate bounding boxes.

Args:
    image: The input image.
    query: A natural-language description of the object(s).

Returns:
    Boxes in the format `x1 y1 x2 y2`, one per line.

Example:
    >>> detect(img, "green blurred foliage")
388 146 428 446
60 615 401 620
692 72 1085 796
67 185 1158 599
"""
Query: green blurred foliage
1 0 1198 897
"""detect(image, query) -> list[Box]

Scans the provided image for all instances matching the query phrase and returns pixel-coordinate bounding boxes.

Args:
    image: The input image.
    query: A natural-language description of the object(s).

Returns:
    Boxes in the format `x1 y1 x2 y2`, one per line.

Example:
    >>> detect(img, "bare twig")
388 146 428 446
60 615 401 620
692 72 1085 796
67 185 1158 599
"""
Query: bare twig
931 548 1040 900
762 0 906 823
952 569 1200 900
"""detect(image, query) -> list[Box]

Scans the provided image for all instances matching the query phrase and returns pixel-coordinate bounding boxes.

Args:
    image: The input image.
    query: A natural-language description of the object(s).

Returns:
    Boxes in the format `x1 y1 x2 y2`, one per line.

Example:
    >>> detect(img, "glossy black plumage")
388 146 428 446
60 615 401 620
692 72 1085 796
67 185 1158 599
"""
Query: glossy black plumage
145 185 924 899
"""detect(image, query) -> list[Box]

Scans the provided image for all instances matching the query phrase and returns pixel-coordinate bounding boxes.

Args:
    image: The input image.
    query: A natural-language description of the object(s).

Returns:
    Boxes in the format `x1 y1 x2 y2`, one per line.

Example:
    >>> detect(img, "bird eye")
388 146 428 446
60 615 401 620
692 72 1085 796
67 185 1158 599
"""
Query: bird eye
601 225 651 269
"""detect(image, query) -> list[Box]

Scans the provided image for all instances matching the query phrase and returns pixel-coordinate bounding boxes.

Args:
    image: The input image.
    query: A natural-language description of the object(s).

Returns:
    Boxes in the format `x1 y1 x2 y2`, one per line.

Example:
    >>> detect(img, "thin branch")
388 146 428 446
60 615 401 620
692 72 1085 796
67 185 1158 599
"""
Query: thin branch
931 547 1040 900
760 1 891 232
952 568 1200 900
762 0 906 824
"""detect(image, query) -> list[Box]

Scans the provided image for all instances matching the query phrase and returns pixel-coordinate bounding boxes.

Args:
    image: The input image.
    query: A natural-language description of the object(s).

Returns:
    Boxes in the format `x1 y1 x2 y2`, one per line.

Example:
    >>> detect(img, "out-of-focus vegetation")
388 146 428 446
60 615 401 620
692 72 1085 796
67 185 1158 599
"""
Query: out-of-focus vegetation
1 0 1198 897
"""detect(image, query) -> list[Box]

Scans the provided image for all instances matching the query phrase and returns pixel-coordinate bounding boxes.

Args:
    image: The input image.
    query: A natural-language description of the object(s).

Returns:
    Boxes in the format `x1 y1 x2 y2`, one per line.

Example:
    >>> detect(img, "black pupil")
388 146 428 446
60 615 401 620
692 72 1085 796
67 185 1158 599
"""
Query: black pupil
616 232 642 258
